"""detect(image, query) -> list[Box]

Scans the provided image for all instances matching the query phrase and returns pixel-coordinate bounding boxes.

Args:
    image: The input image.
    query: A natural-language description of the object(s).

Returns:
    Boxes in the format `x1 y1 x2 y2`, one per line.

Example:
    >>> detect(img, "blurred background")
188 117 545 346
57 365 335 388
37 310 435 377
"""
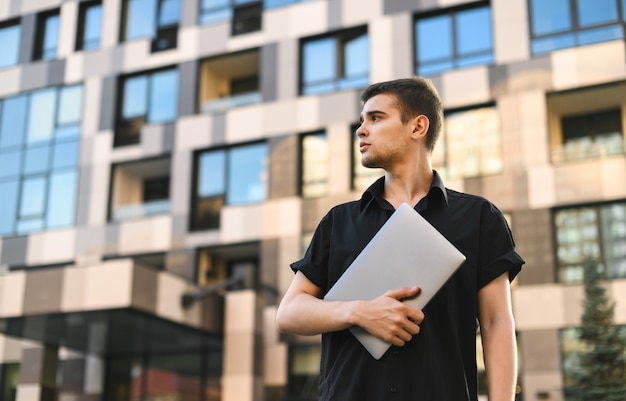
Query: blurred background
0 0 625 400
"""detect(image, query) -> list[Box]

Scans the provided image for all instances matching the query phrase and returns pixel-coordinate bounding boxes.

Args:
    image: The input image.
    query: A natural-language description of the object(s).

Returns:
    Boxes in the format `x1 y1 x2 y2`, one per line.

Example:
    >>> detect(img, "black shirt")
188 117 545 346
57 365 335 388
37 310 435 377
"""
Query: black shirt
291 171 524 401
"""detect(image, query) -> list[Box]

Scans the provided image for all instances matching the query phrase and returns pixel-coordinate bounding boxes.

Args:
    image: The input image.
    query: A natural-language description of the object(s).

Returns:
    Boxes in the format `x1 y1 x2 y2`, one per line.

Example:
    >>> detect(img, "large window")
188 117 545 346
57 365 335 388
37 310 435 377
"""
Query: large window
76 1 103 51
556 109 623 162
198 50 261 114
415 2 493 76
529 0 626 55
432 105 502 180
0 19 20 69
554 201 626 283
115 68 179 147
121 0 179 52
300 27 369 95
199 0 262 36
0 363 19 401
33 9 60 61
191 142 268 230
0 85 83 236
300 131 328 198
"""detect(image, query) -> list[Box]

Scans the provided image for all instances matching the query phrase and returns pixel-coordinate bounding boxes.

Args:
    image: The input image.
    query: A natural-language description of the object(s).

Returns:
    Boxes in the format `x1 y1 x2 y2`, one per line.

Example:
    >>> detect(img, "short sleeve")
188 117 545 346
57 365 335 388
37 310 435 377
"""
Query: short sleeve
477 202 525 289
290 212 332 292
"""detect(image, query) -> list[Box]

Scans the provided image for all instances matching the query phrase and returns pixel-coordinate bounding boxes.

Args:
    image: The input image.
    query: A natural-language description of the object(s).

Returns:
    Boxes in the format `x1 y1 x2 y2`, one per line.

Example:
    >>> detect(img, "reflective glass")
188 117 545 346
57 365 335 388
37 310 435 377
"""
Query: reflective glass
42 14 60 60
202 0 230 9
303 38 336 87
46 170 77 227
52 140 79 169
126 0 157 40
0 23 20 69
148 69 178 122
530 0 571 35
577 0 618 27
456 7 492 55
123 75 148 118
17 218 44 234
343 34 369 79
23 145 51 174
20 176 47 217
577 25 623 45
0 180 19 235
416 15 452 63
27 88 57 144
159 0 180 26
0 149 21 178
83 3 103 50
57 85 83 126
531 32 576 54
198 151 226 197
0 95 28 149
301 132 328 198
227 143 267 204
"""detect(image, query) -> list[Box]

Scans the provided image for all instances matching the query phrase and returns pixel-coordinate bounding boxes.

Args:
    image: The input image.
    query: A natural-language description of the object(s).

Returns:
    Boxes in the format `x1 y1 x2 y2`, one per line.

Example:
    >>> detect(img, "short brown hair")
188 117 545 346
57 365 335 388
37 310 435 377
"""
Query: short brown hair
360 77 443 151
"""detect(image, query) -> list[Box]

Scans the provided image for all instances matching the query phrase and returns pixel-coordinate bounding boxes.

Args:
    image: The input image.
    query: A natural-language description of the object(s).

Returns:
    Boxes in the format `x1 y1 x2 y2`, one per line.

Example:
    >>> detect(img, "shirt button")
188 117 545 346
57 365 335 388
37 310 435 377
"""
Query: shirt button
389 386 397 393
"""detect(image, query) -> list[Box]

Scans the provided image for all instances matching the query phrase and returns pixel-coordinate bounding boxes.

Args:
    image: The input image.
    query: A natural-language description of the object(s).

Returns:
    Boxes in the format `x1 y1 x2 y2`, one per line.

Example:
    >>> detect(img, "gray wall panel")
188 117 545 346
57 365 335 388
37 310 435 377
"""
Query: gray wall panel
178 60 198 117
98 75 116 131
18 14 36 64
260 44 277 103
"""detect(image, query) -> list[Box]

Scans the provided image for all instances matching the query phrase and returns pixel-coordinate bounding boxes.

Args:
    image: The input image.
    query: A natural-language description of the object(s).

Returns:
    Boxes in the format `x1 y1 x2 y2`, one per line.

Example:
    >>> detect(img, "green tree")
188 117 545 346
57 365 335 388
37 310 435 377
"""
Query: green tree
567 258 626 400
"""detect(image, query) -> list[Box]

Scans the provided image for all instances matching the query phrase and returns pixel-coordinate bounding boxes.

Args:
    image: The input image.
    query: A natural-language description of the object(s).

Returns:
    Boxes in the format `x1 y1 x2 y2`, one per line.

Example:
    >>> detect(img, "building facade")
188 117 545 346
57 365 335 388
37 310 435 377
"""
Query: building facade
0 0 625 400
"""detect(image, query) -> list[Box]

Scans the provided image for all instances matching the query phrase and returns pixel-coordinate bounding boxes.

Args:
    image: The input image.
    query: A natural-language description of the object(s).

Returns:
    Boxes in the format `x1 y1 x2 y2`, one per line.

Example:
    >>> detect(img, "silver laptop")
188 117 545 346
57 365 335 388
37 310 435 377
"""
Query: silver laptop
323 202 466 359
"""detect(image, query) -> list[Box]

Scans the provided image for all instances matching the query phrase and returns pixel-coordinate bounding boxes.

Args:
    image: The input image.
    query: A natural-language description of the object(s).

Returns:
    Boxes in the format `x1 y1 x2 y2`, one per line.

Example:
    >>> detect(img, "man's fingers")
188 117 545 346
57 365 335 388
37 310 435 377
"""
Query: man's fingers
386 286 421 300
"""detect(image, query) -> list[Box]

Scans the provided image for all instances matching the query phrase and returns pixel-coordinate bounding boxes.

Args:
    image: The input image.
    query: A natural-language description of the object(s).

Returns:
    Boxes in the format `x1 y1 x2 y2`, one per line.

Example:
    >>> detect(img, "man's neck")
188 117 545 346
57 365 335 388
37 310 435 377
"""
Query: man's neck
382 163 434 209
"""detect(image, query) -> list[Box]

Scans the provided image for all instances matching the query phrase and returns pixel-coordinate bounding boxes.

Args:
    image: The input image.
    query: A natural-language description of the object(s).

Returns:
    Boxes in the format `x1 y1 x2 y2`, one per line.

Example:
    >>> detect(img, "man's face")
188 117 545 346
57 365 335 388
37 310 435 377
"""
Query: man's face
356 93 413 169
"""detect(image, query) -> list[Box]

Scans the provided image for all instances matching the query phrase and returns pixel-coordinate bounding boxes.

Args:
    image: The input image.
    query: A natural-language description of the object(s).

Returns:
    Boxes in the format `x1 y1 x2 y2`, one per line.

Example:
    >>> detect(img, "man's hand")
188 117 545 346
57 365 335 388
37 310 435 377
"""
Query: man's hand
350 286 424 346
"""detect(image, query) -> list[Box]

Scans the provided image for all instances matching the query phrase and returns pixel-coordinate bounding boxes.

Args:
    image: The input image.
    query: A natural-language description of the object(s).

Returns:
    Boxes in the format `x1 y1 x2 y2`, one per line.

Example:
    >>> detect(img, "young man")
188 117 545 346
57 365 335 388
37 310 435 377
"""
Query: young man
276 77 524 400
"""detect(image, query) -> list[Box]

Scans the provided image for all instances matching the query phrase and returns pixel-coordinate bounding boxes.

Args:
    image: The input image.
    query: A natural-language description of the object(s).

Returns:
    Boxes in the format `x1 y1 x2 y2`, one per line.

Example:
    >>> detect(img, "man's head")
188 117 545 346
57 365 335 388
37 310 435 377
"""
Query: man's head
360 77 443 152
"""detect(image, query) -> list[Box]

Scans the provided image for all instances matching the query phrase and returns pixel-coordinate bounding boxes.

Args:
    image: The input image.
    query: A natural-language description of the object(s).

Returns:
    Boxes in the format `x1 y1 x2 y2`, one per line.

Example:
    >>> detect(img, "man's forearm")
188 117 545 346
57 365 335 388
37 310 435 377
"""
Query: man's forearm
482 317 517 401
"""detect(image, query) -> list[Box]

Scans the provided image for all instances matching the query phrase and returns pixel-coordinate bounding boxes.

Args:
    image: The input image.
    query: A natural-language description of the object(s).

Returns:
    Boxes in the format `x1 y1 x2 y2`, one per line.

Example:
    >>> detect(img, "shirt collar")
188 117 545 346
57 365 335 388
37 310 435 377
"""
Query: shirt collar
360 170 448 211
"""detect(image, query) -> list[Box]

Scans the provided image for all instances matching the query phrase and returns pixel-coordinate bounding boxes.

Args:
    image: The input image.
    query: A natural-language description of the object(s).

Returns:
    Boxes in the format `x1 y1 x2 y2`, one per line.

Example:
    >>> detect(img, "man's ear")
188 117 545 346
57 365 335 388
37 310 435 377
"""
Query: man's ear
410 115 430 140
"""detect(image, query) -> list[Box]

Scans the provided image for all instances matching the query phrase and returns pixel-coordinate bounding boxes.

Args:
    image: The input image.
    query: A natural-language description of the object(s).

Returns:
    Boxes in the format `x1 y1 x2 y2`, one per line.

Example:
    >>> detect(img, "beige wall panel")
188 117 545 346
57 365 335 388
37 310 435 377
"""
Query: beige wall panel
227 31 264 54
61 265 86 311
175 115 214 150
276 39 299 100
225 290 259 334
140 124 166 156
224 332 255 376
492 0 530 64
15 384 41 401
0 271 25 317
226 106 264 143
527 165 556 209
561 285 584 326
26 229 76 265
296 97 322 132
369 16 395 83
58 2 78 58
264 343 287 386
0 67 21 98
156 273 187 323
263 100 300 135
553 160 606 204
0 336 23 361
221 199 301 243
222 376 262 401
19 0 60 13
513 284 567 330
601 157 626 199
342 0 382 26
327 123 351 195
277 235 302 297
0 0 9 19
519 91 549 166
118 215 172 254
121 40 152 74
87 161 112 226
608 279 626 324
441 66 491 108
170 152 192 215
101 0 121 48
552 41 626 90
83 261 133 309
522 372 563 401
265 0 328 41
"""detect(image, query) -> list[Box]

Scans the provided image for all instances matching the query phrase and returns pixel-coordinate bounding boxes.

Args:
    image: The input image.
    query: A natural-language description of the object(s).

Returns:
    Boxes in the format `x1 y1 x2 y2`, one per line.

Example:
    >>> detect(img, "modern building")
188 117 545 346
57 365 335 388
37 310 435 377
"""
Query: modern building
0 0 625 400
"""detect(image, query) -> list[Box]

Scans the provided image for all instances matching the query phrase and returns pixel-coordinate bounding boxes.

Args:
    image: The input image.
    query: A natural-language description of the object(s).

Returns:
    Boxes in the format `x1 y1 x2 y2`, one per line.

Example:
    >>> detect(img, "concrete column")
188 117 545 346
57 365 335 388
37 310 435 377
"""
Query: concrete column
222 289 264 401
15 345 58 401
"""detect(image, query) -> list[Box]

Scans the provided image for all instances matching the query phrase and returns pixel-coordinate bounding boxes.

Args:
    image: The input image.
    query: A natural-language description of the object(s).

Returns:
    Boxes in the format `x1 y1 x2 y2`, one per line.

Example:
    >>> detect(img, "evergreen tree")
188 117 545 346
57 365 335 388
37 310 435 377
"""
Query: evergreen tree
567 258 626 400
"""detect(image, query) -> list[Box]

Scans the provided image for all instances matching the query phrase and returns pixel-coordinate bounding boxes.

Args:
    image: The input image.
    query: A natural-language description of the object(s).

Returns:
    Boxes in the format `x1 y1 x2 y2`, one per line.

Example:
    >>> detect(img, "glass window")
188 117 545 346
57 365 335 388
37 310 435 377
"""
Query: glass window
76 1 102 51
433 105 502 180
116 68 179 147
301 27 369 95
0 363 19 401
529 0 624 54
301 131 328 198
0 20 21 69
200 0 262 32
553 108 624 162
264 0 311 9
555 201 626 283
33 10 60 61
122 0 179 51
415 4 493 76
192 142 268 230
232 2 262 35
287 344 320 401
351 123 383 192
0 84 83 237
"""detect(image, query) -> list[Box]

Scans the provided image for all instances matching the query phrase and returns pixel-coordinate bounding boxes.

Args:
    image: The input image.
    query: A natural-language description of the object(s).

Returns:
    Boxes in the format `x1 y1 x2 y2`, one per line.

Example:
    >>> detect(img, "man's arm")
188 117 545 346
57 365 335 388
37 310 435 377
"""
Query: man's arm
276 271 424 346
478 272 518 401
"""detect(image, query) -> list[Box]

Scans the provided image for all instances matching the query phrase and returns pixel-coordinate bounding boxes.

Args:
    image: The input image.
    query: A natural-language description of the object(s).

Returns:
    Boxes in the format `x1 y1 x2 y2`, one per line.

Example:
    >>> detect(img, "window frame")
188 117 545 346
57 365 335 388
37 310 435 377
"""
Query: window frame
0 18 21 69
527 0 626 55
299 25 370 96
299 130 328 198
75 0 103 51
414 1 494 76
33 9 60 61
120 0 179 52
